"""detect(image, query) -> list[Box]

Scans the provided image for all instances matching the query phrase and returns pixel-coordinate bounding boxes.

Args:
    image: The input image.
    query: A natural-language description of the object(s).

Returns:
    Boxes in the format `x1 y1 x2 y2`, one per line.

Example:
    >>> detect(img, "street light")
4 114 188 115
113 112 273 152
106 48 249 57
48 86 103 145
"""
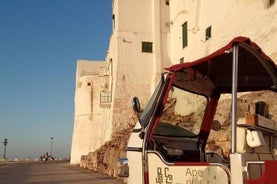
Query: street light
3 138 8 159
50 137 54 156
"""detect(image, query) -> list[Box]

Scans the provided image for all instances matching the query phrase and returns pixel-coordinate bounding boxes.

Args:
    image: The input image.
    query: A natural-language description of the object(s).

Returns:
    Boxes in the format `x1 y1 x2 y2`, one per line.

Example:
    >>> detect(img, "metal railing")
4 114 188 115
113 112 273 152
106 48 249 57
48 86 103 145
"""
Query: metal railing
100 91 112 108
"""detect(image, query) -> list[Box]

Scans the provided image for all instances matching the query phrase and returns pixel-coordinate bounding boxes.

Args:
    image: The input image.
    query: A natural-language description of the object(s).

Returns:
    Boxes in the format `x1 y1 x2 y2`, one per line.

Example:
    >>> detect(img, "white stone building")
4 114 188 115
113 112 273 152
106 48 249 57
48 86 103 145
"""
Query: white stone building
71 0 277 164
70 60 108 164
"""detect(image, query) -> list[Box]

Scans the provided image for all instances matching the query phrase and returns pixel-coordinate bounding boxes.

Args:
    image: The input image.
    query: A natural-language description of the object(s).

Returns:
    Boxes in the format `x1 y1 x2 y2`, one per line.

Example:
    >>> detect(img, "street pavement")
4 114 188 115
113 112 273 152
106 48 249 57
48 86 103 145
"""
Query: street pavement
0 161 124 184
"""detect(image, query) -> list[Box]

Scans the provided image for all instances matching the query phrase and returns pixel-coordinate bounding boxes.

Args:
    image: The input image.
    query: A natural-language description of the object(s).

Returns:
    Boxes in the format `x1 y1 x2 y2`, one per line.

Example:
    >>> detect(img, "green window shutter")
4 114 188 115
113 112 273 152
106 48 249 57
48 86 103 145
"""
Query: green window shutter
182 22 188 48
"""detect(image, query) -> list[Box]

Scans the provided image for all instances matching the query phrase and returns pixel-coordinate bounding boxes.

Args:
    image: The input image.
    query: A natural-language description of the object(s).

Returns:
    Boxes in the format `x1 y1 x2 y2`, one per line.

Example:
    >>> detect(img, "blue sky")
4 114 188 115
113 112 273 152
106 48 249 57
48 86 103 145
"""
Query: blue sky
0 0 112 160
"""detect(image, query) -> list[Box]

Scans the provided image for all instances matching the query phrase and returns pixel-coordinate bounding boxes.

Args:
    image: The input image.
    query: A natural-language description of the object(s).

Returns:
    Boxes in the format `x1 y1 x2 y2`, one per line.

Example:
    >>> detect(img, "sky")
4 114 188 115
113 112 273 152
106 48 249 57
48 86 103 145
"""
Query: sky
0 0 112 160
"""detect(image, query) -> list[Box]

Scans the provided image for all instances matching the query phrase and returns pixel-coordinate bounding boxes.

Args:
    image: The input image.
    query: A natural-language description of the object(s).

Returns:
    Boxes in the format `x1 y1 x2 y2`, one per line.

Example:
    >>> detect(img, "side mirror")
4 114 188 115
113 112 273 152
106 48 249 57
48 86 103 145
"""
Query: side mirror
132 97 141 113
132 97 144 129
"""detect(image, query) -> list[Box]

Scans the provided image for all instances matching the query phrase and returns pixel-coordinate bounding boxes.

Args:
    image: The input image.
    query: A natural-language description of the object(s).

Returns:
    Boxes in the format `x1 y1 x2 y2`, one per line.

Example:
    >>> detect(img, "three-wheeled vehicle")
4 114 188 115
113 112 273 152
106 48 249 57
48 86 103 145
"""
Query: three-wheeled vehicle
118 37 277 184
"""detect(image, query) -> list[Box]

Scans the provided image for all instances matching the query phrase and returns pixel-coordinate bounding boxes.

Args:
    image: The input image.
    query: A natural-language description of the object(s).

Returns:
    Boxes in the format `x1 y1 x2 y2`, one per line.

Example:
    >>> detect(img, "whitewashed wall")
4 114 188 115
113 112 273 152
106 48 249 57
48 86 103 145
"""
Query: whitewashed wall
169 0 277 64
70 60 106 164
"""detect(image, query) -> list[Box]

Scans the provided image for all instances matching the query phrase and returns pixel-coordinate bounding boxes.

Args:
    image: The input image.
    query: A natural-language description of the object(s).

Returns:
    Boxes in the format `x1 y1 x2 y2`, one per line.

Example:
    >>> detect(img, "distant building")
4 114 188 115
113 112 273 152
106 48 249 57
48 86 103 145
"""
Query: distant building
71 0 277 164
70 60 108 164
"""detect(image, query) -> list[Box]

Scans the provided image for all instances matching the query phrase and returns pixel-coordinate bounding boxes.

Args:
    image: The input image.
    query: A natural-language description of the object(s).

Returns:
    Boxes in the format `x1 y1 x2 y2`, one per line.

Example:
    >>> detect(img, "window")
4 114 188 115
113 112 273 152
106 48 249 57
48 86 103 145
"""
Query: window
142 42 153 53
180 57 184 64
112 14 115 29
165 0 169 5
182 22 188 48
156 86 207 137
205 26 212 40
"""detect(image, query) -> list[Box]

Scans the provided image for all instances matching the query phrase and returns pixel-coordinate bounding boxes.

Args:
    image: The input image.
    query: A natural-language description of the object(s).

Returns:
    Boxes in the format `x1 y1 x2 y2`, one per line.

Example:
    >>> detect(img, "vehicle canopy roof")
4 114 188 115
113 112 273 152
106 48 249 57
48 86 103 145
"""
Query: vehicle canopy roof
165 36 277 97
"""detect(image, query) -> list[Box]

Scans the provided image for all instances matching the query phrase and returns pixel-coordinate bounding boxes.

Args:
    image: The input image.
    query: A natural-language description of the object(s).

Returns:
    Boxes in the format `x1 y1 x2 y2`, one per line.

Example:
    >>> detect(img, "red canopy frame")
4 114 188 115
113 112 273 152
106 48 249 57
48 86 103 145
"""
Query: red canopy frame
166 36 277 94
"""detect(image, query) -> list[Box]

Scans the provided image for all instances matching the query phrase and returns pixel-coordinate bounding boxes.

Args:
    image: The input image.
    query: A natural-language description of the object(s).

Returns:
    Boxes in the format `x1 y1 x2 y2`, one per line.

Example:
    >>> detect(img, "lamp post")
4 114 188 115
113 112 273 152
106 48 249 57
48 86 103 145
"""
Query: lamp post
3 138 8 159
50 137 54 156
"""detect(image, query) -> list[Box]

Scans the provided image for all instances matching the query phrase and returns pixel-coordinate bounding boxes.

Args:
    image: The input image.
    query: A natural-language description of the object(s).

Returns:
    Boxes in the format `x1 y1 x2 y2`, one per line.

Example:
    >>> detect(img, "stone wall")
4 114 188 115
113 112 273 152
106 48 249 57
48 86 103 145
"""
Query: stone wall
208 90 277 159
80 127 133 183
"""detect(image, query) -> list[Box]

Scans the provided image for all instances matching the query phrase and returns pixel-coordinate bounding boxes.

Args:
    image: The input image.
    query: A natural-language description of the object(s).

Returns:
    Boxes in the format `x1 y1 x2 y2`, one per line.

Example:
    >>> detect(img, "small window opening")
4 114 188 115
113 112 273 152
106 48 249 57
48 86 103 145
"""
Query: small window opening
180 57 184 64
142 42 153 53
205 26 212 40
112 14 115 29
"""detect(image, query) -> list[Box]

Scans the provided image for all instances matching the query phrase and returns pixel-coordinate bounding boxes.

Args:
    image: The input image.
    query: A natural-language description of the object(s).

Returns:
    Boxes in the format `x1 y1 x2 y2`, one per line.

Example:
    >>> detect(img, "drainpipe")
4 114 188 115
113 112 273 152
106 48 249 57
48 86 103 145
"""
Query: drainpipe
192 0 201 33
152 0 163 92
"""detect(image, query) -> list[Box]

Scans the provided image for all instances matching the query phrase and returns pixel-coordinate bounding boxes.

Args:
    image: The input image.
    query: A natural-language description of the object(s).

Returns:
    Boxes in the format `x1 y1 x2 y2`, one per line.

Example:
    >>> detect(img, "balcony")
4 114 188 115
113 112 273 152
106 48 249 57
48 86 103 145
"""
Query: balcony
100 90 112 108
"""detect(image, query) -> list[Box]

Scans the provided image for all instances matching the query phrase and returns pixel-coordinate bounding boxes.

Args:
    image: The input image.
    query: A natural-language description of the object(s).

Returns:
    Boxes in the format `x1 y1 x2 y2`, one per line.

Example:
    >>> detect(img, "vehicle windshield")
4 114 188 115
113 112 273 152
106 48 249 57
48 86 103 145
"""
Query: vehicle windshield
140 79 164 127
155 86 207 137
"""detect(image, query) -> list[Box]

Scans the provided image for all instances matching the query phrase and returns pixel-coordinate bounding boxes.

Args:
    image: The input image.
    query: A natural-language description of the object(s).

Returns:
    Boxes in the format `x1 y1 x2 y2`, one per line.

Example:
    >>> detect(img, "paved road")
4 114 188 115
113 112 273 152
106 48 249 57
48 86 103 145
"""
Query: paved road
0 161 124 184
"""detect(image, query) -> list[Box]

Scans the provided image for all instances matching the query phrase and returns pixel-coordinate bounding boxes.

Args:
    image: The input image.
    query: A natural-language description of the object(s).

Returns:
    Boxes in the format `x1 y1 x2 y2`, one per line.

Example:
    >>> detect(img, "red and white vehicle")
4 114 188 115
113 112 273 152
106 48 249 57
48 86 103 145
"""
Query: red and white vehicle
118 37 277 184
